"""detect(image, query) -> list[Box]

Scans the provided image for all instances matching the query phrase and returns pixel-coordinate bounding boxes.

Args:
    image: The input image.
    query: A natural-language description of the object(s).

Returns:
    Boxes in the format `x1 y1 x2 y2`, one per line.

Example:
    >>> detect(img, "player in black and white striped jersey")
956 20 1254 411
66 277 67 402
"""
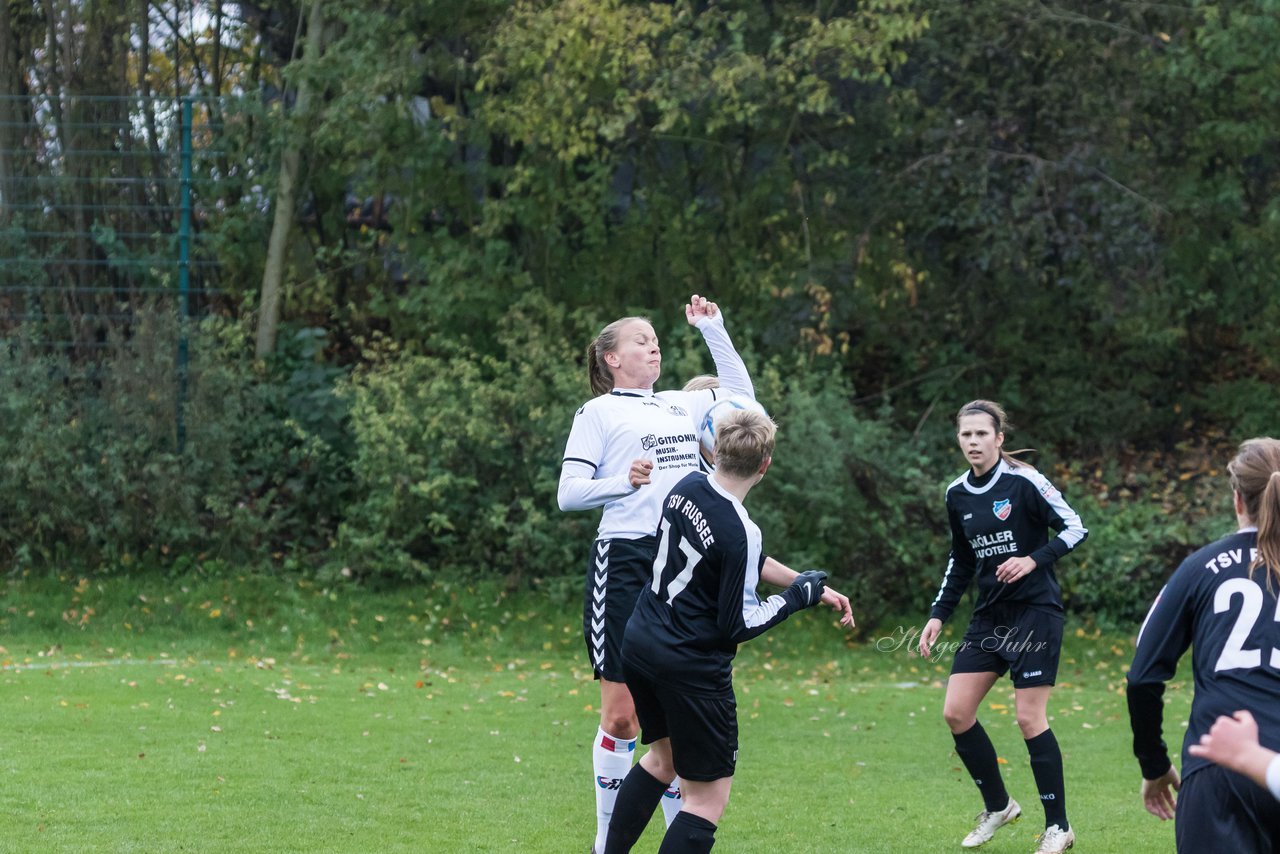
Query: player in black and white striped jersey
918 400 1088 854
1127 438 1280 852
558 296 854 854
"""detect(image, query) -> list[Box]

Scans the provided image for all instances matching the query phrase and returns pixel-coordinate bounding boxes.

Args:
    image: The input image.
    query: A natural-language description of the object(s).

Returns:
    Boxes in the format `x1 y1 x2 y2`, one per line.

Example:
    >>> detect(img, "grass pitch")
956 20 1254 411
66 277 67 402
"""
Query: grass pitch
1 573 1183 852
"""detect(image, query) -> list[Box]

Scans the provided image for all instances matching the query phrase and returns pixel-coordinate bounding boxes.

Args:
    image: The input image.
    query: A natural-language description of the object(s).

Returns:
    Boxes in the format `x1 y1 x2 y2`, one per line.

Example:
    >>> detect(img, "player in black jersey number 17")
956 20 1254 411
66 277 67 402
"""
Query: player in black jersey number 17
602 408 836 854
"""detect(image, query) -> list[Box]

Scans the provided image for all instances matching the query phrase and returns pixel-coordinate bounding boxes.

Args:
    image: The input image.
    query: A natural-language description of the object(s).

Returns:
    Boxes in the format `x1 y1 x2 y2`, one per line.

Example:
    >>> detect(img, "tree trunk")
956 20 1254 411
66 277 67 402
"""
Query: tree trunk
0 1 20 226
255 0 324 359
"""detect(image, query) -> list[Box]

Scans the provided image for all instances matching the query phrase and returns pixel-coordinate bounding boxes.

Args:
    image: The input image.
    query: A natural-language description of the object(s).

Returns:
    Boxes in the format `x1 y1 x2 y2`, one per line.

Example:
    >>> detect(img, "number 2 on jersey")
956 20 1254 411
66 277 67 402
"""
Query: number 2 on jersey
651 516 703 605
1213 577 1280 672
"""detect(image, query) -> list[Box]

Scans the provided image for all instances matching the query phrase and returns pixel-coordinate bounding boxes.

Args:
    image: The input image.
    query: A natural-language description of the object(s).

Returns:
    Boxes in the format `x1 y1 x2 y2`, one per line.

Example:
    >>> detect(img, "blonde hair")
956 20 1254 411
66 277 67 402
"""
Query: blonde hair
956 399 1034 468
714 409 777 479
1227 437 1280 585
586 316 650 397
682 374 720 392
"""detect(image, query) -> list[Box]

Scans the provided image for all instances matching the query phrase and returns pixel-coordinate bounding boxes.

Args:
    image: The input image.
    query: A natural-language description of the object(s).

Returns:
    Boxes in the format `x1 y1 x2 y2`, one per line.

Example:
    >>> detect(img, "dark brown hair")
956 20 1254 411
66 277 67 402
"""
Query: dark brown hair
955 399 1034 469
1228 437 1280 585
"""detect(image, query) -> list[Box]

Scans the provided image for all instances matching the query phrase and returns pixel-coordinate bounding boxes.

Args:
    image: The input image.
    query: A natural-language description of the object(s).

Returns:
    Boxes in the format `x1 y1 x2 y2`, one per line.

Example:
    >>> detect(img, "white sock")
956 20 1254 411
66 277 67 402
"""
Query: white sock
593 727 635 851
660 777 683 827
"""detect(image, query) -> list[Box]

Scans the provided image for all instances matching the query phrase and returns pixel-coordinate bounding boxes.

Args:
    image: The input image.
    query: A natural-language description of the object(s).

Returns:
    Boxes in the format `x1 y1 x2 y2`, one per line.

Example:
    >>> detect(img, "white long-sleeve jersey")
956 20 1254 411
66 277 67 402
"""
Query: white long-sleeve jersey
558 314 753 540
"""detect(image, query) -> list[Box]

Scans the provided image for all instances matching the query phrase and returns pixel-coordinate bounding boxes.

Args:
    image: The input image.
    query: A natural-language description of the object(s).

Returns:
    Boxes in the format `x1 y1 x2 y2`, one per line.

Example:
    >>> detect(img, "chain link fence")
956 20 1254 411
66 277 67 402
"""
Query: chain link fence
0 94 258 450
0 95 235 350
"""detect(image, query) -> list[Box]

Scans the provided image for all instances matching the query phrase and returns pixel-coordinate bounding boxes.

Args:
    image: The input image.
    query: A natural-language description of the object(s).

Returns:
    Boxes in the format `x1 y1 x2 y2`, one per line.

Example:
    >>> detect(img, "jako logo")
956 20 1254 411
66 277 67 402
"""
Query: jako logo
1040 793 1056 800
596 776 623 790
993 499 1012 521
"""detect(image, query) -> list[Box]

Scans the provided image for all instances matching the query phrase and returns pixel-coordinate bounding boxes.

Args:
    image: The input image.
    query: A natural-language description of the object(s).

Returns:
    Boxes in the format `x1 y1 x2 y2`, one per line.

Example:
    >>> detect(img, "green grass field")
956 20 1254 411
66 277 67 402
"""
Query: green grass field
0 574 1186 852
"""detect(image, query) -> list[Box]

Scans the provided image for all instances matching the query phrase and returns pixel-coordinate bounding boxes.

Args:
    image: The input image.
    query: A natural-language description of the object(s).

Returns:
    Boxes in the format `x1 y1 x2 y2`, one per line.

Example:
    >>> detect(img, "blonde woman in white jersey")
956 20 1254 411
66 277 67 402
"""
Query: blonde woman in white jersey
559 295 854 854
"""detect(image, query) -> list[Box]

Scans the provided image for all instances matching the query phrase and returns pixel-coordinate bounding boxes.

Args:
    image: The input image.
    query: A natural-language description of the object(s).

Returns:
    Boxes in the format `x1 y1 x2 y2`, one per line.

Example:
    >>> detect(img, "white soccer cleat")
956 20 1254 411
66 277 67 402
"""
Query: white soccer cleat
961 798 1021 848
1032 824 1074 853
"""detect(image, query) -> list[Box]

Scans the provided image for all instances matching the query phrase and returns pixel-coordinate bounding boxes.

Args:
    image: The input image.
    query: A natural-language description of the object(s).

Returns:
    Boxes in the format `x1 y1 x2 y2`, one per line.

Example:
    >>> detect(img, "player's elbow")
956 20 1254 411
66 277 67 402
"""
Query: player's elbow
556 479 579 512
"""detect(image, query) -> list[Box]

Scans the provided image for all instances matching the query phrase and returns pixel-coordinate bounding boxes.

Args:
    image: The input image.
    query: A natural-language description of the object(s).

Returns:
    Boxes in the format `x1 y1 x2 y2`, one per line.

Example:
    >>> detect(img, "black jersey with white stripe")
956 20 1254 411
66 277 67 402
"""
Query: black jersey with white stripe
929 460 1088 623
1127 528 1280 781
621 471 797 697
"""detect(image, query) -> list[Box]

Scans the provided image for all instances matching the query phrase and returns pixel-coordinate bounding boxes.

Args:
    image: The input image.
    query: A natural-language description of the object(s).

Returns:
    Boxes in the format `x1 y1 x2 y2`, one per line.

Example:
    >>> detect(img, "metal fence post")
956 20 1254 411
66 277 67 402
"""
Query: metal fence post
177 97 192 453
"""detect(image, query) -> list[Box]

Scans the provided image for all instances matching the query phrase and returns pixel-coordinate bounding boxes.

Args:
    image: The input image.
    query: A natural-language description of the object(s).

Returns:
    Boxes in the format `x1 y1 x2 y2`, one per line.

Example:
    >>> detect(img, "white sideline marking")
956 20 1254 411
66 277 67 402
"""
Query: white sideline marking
1 658 186 673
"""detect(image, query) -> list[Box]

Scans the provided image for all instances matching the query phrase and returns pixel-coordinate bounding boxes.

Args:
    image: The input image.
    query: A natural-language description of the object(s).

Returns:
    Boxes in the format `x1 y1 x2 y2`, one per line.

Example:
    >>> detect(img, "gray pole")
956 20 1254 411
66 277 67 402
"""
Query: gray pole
177 97 192 453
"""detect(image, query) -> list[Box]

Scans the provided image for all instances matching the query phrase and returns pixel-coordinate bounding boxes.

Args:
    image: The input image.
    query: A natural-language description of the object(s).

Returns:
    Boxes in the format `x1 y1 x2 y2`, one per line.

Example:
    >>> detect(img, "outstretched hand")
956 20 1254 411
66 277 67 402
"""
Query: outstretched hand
1188 709 1275 787
685 294 720 326
821 585 856 628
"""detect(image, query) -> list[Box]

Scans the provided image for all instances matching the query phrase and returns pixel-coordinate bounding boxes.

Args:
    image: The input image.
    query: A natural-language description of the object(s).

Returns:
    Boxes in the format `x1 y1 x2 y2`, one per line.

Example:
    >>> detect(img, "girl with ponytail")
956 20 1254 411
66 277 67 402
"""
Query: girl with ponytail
558 295 854 853
918 400 1088 853
1128 437 1280 851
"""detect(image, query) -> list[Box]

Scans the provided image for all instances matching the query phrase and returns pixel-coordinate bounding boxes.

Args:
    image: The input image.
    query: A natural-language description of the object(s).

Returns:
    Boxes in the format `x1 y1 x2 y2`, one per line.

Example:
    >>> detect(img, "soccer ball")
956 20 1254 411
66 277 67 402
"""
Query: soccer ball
698 394 768 470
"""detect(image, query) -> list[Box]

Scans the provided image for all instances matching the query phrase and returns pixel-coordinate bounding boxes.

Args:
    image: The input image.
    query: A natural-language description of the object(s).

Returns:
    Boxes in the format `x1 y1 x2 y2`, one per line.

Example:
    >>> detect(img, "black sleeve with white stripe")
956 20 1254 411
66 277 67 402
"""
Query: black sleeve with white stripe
929 497 977 623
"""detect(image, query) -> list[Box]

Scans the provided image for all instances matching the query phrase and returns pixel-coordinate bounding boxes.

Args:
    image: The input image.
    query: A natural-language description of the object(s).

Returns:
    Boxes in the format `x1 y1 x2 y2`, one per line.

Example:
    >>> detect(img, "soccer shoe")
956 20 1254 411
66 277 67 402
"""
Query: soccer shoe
1032 824 1074 853
961 798 1021 848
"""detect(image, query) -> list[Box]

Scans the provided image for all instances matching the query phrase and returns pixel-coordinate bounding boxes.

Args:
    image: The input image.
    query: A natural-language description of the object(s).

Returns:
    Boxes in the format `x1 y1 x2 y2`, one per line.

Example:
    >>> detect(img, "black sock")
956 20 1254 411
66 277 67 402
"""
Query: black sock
603 764 670 854
656 811 718 854
953 720 1010 812
1026 729 1068 830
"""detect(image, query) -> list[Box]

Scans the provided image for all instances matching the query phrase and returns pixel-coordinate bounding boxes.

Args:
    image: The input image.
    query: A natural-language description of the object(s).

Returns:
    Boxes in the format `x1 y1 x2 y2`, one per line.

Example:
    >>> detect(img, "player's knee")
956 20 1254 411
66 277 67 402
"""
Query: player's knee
681 785 730 825
602 710 639 739
1016 711 1047 738
943 705 976 733
639 749 676 783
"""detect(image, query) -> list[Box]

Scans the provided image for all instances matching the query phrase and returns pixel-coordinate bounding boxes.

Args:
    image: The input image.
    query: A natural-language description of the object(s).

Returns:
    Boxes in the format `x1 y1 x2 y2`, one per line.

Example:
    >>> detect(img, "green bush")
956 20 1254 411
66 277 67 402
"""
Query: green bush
1060 467 1230 629
745 361 943 629
187 320 353 564
0 312 351 571
335 293 596 581
0 312 202 568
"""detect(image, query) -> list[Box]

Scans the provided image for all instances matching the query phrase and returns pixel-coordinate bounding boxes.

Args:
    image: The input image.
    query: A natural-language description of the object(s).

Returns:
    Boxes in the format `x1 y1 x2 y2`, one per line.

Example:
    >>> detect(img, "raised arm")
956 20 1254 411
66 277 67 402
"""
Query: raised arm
685 294 754 399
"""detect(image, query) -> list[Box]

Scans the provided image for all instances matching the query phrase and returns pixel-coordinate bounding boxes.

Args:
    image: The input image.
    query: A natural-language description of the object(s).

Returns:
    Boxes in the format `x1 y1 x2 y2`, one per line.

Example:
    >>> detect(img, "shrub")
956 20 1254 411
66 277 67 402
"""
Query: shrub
0 311 351 572
746 361 943 630
1060 465 1230 629
335 293 596 581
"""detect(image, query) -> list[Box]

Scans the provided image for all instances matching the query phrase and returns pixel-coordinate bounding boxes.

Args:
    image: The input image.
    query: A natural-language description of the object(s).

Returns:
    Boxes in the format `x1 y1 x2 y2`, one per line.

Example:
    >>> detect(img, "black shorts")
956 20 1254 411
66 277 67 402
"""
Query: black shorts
623 660 738 782
1177 765 1280 853
582 536 656 682
950 604 1064 688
